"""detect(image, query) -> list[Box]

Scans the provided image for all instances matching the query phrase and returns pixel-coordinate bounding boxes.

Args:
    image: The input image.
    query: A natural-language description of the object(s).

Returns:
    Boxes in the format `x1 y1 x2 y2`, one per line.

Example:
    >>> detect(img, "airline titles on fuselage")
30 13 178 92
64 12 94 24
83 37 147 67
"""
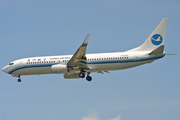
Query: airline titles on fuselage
26 54 129 64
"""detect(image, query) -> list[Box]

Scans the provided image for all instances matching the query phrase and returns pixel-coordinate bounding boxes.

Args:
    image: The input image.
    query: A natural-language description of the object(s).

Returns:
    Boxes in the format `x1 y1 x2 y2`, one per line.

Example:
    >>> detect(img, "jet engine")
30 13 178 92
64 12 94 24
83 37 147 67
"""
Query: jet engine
51 64 68 73
63 73 80 79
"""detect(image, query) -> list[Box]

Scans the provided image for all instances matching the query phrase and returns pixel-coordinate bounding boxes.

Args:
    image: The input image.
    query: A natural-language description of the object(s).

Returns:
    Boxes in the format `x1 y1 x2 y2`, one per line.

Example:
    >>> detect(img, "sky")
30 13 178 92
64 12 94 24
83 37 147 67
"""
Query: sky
0 0 180 120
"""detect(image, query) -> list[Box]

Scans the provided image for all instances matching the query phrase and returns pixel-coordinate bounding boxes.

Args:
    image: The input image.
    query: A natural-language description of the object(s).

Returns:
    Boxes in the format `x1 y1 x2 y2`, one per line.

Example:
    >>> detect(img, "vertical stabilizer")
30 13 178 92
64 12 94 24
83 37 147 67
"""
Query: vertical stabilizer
127 18 169 52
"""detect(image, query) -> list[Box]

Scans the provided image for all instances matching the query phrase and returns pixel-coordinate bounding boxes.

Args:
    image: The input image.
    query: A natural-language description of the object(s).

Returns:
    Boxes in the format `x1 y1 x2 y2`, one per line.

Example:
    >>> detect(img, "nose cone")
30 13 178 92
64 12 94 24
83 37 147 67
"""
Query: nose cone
2 66 8 73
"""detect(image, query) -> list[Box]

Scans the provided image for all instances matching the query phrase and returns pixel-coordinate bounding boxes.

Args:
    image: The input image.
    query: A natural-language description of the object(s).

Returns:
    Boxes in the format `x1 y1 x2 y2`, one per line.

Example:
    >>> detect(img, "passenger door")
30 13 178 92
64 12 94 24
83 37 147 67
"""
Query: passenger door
134 54 139 61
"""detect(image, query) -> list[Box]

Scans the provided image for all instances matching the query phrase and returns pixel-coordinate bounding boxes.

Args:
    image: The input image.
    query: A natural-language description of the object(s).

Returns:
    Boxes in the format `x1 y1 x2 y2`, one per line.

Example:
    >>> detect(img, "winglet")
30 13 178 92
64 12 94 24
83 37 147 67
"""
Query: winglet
82 33 90 46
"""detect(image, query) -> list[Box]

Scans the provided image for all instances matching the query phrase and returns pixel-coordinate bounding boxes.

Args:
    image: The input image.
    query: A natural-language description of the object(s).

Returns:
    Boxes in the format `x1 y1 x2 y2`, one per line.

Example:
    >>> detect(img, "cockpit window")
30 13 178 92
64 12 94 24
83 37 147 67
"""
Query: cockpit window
9 63 14 65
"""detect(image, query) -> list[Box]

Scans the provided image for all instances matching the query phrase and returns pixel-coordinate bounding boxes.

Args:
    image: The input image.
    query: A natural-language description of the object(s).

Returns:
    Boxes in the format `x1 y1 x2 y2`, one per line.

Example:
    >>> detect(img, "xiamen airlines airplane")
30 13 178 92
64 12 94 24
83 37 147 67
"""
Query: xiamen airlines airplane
2 18 169 82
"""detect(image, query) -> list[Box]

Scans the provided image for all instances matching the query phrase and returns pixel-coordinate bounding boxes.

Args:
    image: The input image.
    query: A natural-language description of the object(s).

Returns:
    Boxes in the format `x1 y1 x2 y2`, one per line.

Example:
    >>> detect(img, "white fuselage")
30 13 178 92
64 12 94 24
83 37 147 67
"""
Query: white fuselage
2 51 164 77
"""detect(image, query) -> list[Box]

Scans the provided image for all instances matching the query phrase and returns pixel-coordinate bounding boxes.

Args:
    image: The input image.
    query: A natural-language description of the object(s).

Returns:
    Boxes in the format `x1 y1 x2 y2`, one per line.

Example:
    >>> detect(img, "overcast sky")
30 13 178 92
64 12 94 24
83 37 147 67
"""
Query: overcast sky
0 0 180 120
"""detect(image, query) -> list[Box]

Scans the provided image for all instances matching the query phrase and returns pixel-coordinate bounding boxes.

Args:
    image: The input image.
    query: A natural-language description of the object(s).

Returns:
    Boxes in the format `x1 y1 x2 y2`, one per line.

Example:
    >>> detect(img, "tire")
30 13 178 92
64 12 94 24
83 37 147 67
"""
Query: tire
79 72 85 78
17 79 21 82
86 76 92 81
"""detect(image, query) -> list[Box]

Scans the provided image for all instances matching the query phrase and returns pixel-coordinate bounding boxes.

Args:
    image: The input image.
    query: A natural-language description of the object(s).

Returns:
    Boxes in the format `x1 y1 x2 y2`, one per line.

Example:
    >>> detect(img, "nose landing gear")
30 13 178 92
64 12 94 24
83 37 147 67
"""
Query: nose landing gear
17 76 21 82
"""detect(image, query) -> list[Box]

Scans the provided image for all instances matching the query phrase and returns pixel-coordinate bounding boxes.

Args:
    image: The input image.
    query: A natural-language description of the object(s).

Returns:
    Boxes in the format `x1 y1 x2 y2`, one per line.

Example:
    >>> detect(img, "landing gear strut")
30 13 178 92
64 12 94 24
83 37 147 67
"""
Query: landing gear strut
17 76 21 82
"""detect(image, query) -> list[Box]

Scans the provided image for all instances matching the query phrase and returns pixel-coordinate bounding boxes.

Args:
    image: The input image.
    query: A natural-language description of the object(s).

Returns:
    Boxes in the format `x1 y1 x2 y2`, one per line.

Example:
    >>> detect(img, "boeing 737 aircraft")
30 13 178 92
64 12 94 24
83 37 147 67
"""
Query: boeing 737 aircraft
2 18 169 82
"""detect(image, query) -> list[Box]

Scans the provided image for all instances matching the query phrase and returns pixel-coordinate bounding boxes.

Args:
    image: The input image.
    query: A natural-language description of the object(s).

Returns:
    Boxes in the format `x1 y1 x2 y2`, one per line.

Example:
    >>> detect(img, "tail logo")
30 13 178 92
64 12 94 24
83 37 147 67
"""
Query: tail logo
151 34 163 45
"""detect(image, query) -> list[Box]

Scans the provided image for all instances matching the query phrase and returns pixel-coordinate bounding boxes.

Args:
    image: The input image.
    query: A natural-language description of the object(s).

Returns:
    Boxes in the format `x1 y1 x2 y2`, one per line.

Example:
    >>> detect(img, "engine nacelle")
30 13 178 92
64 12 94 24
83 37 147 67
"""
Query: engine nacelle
51 64 68 73
64 73 80 79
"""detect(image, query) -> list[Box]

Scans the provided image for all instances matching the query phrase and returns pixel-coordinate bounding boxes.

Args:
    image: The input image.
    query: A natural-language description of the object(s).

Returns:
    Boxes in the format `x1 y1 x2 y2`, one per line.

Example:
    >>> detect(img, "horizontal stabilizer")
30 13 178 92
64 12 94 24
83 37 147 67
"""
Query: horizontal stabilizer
149 45 164 55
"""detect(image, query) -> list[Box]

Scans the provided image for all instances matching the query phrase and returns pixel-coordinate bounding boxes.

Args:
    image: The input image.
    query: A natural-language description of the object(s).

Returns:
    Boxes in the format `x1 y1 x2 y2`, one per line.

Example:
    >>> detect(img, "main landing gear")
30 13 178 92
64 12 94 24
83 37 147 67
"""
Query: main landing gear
17 76 21 82
86 76 92 81
79 72 92 81
79 72 85 78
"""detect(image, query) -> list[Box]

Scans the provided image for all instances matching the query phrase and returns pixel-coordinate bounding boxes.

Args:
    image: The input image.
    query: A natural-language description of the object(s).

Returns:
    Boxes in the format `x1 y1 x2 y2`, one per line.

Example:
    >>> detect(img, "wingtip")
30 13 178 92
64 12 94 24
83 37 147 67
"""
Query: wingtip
162 18 169 21
82 33 91 46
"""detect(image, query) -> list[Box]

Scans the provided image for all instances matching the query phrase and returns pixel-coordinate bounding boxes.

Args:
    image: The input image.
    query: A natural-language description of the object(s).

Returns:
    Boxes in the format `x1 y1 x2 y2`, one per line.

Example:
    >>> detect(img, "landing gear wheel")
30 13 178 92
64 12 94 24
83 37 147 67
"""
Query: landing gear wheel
86 76 92 81
17 79 21 82
79 72 85 78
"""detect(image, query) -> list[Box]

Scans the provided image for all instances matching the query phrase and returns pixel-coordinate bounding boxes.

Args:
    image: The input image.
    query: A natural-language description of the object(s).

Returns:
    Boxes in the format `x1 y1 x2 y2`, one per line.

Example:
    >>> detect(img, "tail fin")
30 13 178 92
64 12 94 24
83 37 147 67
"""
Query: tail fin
127 18 169 52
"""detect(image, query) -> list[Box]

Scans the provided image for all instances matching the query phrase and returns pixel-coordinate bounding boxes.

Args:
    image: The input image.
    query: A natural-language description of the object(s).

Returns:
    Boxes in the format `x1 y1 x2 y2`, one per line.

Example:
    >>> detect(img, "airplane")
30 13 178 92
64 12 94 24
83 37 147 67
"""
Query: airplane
2 18 169 82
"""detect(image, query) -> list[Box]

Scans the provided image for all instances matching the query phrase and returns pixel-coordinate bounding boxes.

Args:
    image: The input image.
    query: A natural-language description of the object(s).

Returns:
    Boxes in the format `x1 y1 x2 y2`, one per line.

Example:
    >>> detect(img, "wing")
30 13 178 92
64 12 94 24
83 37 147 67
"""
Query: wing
67 34 90 70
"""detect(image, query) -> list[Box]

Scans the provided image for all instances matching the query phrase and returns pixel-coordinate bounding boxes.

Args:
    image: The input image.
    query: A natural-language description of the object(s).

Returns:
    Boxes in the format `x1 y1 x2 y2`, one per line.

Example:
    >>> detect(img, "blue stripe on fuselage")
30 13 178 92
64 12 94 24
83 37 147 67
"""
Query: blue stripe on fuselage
8 63 58 74
87 54 164 64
